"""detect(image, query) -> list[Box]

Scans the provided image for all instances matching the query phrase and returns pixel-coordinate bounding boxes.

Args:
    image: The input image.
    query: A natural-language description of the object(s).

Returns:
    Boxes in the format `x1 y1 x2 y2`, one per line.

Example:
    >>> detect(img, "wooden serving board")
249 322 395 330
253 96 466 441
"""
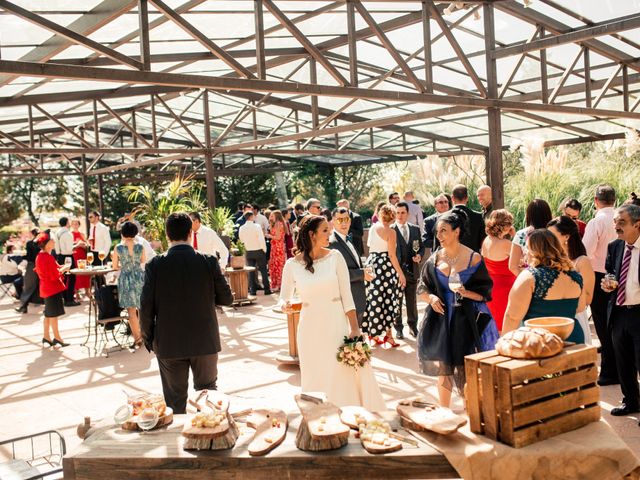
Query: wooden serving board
397 399 467 435
294 394 350 451
247 409 288 456
339 406 378 430
361 435 403 454
121 408 173 431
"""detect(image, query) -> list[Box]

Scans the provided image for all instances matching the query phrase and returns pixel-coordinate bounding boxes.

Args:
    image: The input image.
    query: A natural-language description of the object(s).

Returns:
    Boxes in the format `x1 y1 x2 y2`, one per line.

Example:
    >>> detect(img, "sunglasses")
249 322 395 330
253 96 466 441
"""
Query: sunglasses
334 217 350 224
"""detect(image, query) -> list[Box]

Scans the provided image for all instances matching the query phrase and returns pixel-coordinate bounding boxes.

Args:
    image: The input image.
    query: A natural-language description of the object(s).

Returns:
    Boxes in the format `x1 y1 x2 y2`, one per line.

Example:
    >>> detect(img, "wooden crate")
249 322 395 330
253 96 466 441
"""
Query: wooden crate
465 344 600 448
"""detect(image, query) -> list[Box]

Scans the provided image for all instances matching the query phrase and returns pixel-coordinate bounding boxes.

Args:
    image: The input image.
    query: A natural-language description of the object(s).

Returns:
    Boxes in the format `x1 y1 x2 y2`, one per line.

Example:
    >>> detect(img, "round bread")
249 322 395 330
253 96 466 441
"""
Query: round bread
496 327 563 359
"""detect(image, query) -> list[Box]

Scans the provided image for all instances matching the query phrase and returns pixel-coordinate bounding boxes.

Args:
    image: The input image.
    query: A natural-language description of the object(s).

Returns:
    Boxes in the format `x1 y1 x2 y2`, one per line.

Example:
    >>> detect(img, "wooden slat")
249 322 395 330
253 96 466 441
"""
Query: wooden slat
479 356 512 439
464 355 483 433
513 386 600 428
496 366 514 445
511 364 598 406
511 405 601 449
499 345 597 384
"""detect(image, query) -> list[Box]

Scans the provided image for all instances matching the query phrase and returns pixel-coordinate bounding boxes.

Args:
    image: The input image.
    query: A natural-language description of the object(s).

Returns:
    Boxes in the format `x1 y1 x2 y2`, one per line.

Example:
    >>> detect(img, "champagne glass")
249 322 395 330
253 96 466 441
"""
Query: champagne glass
449 272 463 307
412 240 420 255
86 251 94 266
136 407 159 433
98 250 106 267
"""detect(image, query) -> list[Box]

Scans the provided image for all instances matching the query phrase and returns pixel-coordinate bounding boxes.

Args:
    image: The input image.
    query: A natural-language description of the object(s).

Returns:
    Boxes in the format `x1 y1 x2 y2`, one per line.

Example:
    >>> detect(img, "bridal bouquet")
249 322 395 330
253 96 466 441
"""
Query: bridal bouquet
336 336 372 370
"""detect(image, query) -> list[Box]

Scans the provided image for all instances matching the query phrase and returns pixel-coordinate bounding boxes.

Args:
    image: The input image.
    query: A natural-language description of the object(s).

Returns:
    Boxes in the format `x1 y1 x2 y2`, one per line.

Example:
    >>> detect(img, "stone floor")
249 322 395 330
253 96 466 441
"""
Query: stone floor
0 292 638 469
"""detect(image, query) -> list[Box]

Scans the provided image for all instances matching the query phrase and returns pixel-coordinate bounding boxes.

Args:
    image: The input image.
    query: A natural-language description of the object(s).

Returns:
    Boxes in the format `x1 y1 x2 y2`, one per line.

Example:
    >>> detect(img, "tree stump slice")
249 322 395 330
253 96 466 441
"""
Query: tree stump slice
182 413 239 451
396 398 467 435
247 409 288 456
122 408 173 431
339 406 378 430
294 394 349 451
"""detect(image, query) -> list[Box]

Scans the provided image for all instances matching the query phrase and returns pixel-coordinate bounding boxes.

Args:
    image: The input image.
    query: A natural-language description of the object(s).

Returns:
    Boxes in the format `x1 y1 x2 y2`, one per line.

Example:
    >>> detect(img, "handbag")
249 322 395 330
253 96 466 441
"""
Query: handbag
95 284 122 328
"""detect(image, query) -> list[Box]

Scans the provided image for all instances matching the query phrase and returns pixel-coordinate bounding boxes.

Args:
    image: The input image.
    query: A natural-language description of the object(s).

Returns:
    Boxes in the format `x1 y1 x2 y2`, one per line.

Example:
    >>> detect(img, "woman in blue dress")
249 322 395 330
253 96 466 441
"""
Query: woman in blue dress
417 209 498 408
112 221 146 348
503 228 585 343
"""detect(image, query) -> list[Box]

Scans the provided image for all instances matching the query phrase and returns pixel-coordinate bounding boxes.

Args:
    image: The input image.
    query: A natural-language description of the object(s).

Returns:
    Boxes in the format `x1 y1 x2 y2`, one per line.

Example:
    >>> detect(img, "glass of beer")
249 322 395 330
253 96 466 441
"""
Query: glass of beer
290 294 302 312
77 259 87 270
86 252 94 266
604 273 618 290
98 250 106 267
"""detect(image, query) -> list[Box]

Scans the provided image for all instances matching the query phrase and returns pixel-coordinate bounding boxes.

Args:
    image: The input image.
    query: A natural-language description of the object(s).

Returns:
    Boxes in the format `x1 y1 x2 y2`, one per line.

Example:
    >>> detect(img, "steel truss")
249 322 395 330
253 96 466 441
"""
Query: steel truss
0 0 638 210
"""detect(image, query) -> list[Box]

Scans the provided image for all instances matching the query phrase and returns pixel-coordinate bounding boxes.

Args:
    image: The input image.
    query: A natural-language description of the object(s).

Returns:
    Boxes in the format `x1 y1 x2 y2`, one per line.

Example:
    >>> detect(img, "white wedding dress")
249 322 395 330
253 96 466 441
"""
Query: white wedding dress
280 250 386 411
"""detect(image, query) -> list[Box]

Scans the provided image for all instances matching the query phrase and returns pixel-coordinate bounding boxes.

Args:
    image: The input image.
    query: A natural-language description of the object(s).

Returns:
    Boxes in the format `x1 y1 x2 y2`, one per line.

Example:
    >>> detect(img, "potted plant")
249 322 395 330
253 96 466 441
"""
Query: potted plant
229 240 246 269
206 206 235 249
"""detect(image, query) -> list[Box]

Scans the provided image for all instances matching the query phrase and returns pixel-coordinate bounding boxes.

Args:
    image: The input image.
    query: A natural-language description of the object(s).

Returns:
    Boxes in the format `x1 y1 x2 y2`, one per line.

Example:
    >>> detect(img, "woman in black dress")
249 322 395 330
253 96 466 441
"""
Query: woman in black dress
16 228 42 314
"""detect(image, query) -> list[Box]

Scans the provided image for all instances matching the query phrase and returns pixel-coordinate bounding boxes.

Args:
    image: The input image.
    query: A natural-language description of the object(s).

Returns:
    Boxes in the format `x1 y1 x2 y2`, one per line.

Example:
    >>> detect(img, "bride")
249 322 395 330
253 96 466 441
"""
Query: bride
281 215 386 411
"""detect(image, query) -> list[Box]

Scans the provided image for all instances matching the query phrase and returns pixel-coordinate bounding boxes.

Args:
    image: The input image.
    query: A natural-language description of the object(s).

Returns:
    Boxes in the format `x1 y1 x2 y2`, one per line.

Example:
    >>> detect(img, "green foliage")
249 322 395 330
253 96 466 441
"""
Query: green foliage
215 174 277 209
0 226 19 251
123 175 196 250
230 239 246 256
1 176 67 225
206 206 235 237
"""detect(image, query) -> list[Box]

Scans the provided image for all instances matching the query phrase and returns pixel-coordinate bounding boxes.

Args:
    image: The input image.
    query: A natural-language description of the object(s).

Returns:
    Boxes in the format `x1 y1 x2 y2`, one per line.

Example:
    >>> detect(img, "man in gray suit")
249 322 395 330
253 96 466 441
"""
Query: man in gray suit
329 207 372 326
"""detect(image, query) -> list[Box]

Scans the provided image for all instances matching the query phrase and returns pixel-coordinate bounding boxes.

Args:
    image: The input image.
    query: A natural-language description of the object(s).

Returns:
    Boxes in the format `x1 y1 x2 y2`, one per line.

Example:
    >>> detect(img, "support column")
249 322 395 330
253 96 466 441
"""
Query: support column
483 3 504 208
81 156 91 237
203 90 216 209
97 174 105 216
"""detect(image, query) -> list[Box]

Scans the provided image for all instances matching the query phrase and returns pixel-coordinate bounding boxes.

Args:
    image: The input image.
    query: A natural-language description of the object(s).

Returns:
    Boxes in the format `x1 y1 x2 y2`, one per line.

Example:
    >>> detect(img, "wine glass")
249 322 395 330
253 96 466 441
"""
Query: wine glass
98 250 106 268
86 251 94 266
136 407 159 433
449 272 463 307
64 257 73 270
412 240 420 255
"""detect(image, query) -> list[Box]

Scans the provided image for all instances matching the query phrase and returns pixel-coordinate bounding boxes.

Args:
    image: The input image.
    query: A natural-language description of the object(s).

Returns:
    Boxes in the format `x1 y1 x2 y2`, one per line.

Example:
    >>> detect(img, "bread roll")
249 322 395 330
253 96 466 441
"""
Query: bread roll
496 327 563 359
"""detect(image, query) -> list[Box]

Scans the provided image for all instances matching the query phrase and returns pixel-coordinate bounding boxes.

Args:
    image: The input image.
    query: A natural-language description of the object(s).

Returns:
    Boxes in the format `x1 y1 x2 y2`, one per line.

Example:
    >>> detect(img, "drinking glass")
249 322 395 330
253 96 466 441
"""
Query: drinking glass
98 250 106 267
412 240 420 254
136 407 159 432
604 273 618 290
290 293 302 312
64 257 73 270
86 252 94 266
449 272 463 307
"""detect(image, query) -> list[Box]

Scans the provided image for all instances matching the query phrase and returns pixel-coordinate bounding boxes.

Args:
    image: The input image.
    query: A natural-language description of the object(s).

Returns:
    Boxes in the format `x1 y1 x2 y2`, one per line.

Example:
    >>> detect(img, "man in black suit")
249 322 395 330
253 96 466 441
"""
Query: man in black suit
423 193 451 255
336 199 364 256
329 208 371 326
603 204 640 419
393 202 425 338
451 184 486 252
140 212 233 414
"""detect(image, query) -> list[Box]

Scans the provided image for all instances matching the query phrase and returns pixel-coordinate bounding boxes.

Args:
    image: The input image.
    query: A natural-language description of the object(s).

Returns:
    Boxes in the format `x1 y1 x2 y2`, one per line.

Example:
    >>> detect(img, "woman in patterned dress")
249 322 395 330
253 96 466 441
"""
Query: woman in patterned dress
362 204 406 347
112 221 146 348
268 210 286 291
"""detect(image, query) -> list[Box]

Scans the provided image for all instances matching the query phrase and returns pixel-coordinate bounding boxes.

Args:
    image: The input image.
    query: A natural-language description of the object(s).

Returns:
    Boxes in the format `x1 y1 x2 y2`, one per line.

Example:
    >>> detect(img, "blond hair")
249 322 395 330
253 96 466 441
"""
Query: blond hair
379 204 396 223
527 229 574 272
485 209 513 238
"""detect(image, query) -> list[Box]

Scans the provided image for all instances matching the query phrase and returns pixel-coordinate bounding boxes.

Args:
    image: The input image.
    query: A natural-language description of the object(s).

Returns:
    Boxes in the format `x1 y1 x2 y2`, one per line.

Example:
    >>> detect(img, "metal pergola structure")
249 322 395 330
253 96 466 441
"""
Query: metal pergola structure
0 0 639 211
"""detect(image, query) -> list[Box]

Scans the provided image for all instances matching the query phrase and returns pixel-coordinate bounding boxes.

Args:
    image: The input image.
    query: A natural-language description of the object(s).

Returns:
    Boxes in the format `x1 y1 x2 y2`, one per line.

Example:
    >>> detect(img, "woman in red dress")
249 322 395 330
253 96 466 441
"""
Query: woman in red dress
268 210 287 291
282 209 294 258
34 230 71 347
70 219 90 297
481 209 517 332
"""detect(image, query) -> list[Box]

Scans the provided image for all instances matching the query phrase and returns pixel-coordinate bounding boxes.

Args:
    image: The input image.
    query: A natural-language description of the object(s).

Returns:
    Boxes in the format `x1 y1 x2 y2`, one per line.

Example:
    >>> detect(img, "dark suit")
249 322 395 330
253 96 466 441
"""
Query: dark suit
349 211 365 256
394 222 425 334
329 232 366 325
422 212 440 252
453 204 486 252
605 239 640 407
140 244 233 413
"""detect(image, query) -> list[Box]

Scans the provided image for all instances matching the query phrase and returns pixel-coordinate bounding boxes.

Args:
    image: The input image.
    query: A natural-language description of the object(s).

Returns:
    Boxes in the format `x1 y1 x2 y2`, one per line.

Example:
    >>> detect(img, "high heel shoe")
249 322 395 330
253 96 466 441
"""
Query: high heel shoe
368 335 384 345
383 333 400 348
42 338 53 347
52 338 69 347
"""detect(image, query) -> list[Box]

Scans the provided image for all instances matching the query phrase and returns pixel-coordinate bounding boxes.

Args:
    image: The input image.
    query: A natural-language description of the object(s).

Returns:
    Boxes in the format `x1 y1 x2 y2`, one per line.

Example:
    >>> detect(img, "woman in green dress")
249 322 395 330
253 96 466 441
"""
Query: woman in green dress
502 229 585 343
112 221 146 348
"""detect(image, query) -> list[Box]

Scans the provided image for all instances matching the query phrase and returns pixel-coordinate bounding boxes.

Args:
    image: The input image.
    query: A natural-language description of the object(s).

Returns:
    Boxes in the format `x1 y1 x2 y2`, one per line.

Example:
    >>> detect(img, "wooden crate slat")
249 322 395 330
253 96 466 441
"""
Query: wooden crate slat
465 355 483 433
511 365 598 406
496 367 514 446
498 346 597 384
465 350 501 362
479 356 512 440
511 404 601 448
512 386 600 428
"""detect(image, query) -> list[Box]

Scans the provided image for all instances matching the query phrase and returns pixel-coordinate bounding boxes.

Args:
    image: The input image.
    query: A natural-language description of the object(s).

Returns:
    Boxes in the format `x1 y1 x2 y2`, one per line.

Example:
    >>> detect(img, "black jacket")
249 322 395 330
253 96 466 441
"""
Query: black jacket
394 222 425 282
140 244 233 359
453 204 486 253
328 232 366 315
422 213 439 252
348 211 365 256
605 239 640 320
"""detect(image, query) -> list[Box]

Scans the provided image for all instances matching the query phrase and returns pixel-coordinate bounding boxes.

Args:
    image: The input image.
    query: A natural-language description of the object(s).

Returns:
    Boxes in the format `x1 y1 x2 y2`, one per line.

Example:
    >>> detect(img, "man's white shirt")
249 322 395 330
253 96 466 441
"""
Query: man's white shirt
254 213 270 235
193 225 229 269
239 221 267 252
55 227 74 255
334 231 360 266
89 221 112 254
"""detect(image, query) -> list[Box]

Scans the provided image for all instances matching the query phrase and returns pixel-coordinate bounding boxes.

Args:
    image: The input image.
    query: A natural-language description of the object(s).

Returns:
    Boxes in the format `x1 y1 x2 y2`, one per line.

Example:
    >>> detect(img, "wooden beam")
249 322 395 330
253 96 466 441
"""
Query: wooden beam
137 0 151 70
623 65 630 112
540 27 549 104
422 1 433 93
592 64 622 109
97 99 152 147
499 27 541 99
549 47 584 104
254 0 266 80
353 0 425 93
262 0 348 86
0 0 143 70
347 1 358 87
148 0 255 78
493 13 640 59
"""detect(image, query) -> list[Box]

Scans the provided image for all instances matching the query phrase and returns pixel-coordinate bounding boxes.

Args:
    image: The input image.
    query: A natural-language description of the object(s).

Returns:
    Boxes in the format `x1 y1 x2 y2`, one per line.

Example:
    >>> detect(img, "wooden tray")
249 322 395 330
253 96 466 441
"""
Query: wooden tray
397 399 466 435
339 406 378 430
247 409 288 456
121 407 173 431
294 394 350 451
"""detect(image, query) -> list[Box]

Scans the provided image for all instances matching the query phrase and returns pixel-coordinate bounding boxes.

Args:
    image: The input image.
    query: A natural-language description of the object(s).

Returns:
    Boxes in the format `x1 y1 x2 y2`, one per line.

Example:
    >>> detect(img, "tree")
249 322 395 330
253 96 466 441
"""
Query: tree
1 176 68 225
214 174 278 209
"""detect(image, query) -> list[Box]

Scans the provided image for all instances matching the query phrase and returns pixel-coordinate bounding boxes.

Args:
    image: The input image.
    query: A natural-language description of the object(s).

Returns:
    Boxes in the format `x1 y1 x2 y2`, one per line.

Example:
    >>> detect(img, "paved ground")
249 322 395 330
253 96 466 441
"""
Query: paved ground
0 292 638 468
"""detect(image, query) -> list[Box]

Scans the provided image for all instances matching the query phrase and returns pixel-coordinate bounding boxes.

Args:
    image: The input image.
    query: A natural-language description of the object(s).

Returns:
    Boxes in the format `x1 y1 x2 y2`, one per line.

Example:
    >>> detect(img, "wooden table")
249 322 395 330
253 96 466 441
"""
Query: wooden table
63 414 456 479
276 311 300 366
224 266 256 306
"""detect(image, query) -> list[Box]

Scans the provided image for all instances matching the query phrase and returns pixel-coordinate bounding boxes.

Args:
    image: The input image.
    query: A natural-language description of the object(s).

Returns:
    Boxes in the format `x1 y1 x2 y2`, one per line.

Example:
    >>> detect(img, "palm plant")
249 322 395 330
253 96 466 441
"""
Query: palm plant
122 175 195 251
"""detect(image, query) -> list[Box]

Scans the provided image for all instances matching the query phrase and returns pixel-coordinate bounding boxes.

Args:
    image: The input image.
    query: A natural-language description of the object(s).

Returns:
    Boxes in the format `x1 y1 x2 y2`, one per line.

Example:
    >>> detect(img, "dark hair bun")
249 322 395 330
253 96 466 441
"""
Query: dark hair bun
438 208 468 237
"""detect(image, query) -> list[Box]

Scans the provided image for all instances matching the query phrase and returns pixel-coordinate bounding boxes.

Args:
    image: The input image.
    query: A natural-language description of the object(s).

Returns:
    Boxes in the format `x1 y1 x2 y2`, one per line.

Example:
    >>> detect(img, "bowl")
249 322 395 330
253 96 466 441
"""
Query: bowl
524 317 575 340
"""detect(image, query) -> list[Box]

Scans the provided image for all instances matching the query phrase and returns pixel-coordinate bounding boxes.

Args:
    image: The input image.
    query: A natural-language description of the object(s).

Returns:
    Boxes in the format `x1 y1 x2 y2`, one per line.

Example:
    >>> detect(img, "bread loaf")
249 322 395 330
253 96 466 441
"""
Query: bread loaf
496 327 563 359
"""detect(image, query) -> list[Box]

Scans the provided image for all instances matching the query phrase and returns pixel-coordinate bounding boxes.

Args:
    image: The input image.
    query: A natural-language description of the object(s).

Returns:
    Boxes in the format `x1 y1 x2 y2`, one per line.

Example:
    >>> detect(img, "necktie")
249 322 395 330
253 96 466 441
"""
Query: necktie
346 233 353 243
402 225 409 243
193 231 199 250
90 226 96 250
616 244 634 306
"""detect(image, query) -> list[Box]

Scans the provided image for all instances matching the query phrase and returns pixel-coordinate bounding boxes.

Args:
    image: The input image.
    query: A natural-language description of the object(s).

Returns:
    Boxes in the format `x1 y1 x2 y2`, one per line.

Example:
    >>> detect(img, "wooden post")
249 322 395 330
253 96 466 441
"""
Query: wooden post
203 90 216 208
81 156 91 237
97 174 105 217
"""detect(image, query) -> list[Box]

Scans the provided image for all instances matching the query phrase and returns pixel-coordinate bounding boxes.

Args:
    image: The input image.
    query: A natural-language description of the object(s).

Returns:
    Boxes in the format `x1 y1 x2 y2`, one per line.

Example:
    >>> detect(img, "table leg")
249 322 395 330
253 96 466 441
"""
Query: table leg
276 312 300 366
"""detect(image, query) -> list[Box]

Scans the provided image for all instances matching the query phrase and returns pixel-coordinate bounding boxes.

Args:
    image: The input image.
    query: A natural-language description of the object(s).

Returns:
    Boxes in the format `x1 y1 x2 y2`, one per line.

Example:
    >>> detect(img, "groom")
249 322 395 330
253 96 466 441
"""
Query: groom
329 207 372 326
140 212 233 414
